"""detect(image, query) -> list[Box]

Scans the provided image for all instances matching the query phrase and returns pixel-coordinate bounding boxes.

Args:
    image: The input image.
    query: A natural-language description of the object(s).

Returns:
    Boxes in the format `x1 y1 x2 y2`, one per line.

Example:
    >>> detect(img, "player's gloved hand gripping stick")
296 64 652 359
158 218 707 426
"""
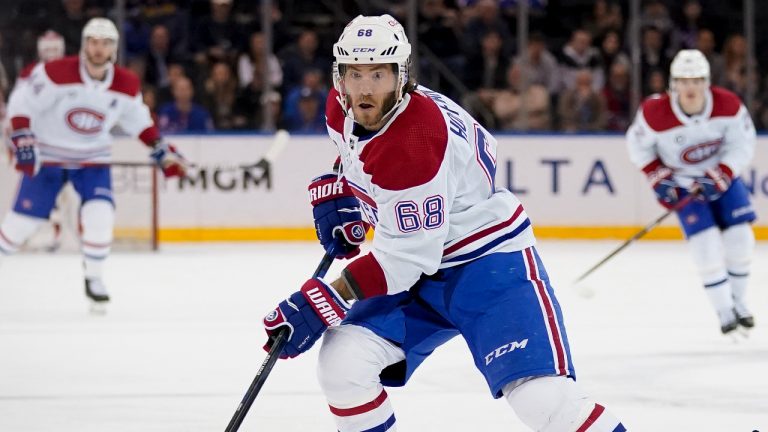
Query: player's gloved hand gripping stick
224 248 337 432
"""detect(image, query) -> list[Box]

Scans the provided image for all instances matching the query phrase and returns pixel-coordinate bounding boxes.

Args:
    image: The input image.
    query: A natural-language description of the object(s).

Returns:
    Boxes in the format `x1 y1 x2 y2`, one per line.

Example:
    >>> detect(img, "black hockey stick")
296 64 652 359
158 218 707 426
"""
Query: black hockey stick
574 192 699 284
224 250 335 432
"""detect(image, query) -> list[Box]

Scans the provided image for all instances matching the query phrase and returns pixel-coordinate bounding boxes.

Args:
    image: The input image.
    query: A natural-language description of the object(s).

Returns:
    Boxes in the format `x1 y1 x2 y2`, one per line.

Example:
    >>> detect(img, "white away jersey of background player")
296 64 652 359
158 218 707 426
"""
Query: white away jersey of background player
7 56 154 162
326 85 535 296
626 86 755 187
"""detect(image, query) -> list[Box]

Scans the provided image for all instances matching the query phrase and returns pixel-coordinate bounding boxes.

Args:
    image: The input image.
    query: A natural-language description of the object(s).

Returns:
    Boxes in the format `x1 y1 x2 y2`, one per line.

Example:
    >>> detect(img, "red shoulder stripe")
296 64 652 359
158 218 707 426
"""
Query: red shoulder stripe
640 94 682 132
359 92 448 191
709 86 741 118
44 56 81 85
109 66 141 97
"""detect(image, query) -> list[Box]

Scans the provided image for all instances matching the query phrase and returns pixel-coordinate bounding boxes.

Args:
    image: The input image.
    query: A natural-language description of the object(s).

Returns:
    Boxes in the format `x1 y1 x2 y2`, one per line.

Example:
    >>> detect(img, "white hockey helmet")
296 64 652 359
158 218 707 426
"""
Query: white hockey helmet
332 14 412 115
670 49 710 88
81 17 119 62
37 30 65 62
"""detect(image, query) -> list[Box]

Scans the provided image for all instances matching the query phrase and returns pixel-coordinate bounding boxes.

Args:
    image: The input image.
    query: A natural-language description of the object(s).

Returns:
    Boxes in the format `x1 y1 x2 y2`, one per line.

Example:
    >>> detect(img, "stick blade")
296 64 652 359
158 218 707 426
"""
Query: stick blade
263 130 290 164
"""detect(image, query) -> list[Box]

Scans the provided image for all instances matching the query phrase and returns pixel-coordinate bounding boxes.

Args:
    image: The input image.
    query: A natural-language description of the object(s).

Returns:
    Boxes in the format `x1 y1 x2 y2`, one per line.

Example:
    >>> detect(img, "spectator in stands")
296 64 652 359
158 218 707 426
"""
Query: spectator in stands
142 85 159 125
156 63 188 108
282 69 327 132
233 69 282 130
130 0 189 54
123 8 151 60
144 24 180 90
463 30 511 128
50 0 88 55
492 63 551 131
462 0 513 56
202 61 238 130
513 32 559 95
419 0 462 60
670 0 705 52
157 76 214 133
597 30 630 84
602 62 632 132
279 29 331 92
191 0 243 67
584 0 624 38
238 32 282 91
558 69 607 132
640 0 673 40
283 87 326 132
696 29 725 86
755 75 768 130
418 0 463 89
645 68 667 96
640 26 670 95
721 34 756 100
464 31 508 91
558 29 604 92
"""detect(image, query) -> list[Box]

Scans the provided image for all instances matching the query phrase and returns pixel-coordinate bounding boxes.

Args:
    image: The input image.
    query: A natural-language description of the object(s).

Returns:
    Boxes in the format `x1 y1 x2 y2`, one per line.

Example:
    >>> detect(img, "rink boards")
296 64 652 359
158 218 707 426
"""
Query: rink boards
1 134 766 241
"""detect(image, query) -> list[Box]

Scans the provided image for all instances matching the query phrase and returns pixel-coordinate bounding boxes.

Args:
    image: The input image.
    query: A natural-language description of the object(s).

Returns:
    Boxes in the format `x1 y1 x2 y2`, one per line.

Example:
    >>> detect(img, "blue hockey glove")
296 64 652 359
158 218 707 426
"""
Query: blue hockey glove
693 164 733 201
643 159 680 209
263 278 351 359
308 174 367 259
11 129 40 177
150 140 189 178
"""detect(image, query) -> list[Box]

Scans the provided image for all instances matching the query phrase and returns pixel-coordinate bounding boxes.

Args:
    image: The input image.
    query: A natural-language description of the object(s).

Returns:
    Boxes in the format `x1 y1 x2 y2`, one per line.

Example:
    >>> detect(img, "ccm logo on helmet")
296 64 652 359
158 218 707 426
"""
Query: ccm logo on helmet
66 108 105 134
681 138 722 163
352 48 376 52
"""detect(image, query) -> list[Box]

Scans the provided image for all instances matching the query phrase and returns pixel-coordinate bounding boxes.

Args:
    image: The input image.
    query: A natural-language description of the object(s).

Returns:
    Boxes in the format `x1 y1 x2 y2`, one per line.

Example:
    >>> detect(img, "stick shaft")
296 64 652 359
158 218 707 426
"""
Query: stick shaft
224 250 334 432
574 194 697 283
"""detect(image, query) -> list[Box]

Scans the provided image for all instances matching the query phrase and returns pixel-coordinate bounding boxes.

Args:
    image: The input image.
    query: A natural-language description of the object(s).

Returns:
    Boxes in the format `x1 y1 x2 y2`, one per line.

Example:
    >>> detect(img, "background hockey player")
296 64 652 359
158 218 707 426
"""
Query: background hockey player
0 18 188 307
262 14 625 432
626 49 757 336
5 30 71 252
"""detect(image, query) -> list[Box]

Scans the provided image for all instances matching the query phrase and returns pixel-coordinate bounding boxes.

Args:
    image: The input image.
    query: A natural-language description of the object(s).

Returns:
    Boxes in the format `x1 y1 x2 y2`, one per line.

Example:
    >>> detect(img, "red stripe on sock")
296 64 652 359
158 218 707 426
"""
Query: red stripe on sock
329 389 388 417
575 404 606 432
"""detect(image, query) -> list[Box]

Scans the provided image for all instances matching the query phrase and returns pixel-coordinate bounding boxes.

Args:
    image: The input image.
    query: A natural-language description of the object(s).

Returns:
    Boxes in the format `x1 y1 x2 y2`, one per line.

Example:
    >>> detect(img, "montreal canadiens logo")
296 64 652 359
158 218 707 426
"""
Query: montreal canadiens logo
66 108 105 134
681 139 722 163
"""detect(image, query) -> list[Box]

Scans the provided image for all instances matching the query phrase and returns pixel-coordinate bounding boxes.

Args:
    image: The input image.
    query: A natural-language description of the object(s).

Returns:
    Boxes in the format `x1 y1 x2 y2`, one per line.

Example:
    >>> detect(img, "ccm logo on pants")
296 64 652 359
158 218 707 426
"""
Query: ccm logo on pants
485 339 528 365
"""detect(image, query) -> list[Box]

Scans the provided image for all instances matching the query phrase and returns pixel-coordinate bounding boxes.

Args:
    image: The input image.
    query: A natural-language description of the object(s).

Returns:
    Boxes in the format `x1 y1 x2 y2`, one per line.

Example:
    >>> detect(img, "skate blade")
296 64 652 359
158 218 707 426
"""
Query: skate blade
89 302 108 315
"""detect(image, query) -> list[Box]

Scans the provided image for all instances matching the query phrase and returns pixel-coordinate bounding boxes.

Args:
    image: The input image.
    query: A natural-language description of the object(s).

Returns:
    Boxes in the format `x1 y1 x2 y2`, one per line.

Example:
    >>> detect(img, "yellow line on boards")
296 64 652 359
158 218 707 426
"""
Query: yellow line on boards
142 226 768 242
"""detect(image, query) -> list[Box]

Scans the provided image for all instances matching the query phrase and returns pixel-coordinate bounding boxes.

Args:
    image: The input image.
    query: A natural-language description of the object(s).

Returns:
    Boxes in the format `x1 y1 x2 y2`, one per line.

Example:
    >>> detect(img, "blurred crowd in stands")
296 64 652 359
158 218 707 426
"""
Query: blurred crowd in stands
1 0 767 133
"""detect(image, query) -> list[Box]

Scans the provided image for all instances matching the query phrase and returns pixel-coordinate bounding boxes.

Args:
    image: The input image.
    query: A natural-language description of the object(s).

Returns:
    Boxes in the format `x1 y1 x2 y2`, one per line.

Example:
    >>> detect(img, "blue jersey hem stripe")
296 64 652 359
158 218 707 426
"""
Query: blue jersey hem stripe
359 414 396 432
443 218 531 263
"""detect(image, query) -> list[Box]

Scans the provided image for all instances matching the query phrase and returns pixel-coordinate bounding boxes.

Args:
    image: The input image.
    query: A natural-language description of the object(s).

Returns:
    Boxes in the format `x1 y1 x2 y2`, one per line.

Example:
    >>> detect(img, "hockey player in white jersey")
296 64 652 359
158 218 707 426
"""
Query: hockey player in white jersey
627 49 757 335
0 18 188 306
261 15 625 432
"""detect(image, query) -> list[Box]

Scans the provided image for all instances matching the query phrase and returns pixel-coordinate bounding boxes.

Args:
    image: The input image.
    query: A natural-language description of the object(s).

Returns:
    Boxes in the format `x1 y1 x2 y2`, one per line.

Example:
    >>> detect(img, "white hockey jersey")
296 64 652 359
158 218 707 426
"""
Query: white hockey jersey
7 56 158 162
326 86 535 298
626 86 756 187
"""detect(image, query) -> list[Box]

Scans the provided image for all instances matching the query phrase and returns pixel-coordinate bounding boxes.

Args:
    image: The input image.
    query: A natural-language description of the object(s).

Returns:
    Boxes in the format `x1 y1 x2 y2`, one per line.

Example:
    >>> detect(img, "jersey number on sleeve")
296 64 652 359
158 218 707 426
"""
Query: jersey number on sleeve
474 125 496 189
395 196 444 233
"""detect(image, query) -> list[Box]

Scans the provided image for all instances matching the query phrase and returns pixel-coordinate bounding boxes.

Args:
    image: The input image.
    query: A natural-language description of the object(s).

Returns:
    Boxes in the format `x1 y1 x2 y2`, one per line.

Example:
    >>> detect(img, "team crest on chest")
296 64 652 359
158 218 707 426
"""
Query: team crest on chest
66 108 106 134
681 138 722 163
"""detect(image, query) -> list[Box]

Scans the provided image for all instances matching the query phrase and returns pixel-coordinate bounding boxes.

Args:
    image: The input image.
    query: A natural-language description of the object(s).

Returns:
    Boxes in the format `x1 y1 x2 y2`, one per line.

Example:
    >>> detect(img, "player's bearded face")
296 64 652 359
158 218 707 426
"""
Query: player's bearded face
84 37 116 67
343 64 399 130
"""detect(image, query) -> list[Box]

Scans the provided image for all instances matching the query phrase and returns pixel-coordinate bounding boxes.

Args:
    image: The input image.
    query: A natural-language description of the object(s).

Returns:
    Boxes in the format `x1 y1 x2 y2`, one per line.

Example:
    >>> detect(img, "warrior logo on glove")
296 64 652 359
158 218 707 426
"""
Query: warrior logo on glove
308 174 367 259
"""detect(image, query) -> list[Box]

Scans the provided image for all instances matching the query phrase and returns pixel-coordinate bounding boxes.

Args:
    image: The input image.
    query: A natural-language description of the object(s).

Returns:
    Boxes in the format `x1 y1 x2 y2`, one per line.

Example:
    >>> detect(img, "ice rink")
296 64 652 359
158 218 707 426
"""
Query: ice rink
1 240 766 432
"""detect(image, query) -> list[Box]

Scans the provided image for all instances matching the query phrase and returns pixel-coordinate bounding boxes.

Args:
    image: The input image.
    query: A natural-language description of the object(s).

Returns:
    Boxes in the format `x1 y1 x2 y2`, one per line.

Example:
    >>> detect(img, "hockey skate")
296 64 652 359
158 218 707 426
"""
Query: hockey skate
733 306 755 330
85 278 110 314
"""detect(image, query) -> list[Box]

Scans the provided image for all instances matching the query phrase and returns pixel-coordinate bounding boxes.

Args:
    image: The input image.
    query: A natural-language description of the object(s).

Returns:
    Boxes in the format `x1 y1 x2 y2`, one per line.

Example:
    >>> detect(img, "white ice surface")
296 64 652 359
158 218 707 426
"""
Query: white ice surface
1 241 766 431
